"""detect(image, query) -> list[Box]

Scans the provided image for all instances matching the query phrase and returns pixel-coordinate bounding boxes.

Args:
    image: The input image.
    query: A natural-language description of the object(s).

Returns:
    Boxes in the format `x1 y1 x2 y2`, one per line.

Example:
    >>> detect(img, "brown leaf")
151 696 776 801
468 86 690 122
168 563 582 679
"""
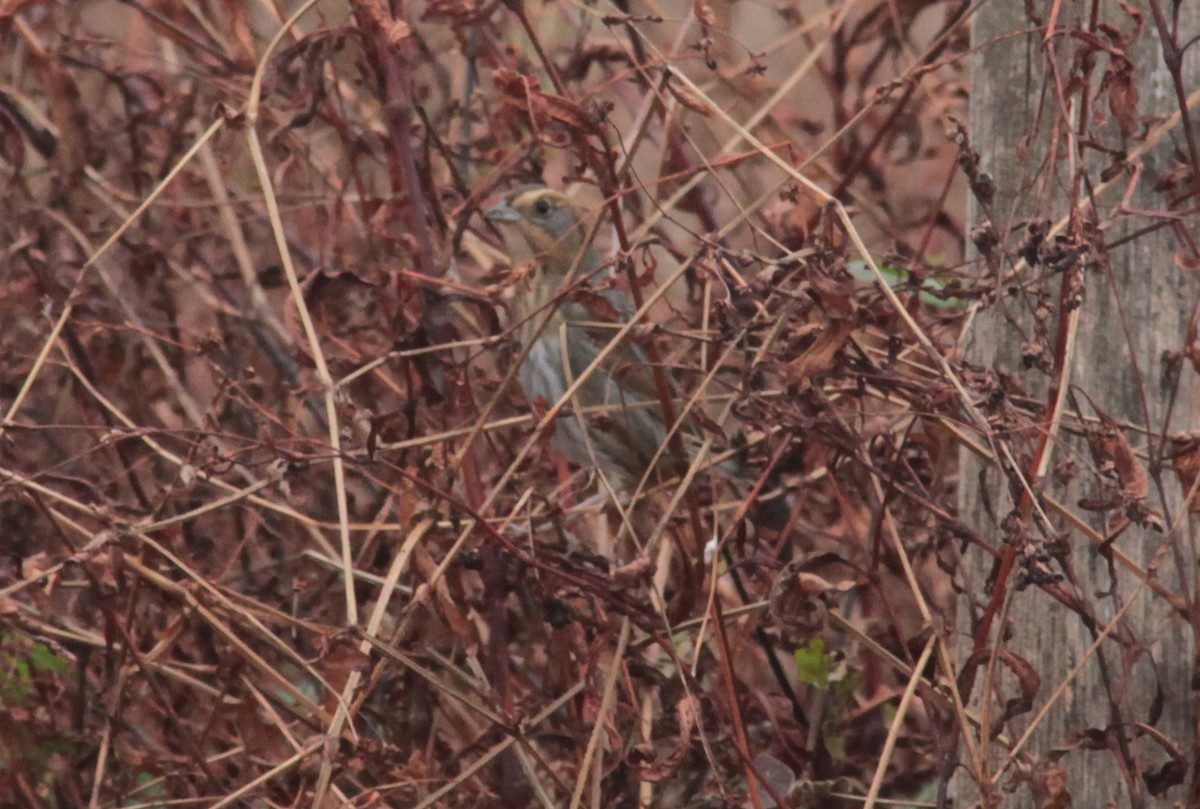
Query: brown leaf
237 694 280 757
570 289 623 322
959 647 1040 734
630 695 700 782
1030 762 1071 809
784 317 855 388
1082 404 1164 533
387 19 412 43
411 541 475 642
1106 58 1139 137
541 92 596 132
1091 409 1148 498
767 556 857 646
493 68 547 118
1114 0 1144 36
1174 249 1200 271
1185 315 1200 375
320 640 370 697
664 78 713 118
492 68 596 134
1170 433 1200 513
610 556 654 585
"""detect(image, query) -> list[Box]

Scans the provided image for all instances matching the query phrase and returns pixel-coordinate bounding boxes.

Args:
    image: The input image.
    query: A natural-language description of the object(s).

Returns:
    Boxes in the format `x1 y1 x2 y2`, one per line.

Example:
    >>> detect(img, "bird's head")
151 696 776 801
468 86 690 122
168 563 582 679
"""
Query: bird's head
483 185 595 274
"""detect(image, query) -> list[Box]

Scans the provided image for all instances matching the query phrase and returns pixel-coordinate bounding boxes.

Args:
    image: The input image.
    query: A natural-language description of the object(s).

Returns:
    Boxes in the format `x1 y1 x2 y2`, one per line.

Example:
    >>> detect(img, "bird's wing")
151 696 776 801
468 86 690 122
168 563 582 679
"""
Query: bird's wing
558 289 716 478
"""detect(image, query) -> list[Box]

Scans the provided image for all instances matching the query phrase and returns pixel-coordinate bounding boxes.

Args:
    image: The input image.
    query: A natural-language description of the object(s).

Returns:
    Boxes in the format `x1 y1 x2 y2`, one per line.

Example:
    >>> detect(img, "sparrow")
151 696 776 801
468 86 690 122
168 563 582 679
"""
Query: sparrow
483 184 706 495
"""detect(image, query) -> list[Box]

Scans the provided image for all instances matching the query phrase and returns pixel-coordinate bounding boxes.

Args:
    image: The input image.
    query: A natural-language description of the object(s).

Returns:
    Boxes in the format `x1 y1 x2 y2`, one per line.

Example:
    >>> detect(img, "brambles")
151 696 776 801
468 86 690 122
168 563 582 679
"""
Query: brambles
1 1 1197 808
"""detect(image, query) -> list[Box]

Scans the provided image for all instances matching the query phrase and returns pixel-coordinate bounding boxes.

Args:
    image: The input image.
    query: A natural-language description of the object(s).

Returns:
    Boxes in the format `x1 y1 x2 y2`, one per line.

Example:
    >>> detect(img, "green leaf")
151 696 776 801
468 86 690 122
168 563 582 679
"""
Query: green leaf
847 259 965 310
831 666 864 708
794 638 831 688
29 641 68 674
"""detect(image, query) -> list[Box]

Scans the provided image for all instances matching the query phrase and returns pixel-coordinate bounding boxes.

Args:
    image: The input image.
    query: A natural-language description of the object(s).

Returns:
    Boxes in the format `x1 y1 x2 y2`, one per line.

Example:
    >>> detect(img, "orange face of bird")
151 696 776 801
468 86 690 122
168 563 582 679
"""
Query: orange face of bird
483 185 590 274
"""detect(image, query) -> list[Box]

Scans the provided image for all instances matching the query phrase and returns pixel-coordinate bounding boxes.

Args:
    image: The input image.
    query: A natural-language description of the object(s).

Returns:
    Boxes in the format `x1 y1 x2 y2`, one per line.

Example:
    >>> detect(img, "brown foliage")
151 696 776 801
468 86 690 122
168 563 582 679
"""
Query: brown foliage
0 1 1196 808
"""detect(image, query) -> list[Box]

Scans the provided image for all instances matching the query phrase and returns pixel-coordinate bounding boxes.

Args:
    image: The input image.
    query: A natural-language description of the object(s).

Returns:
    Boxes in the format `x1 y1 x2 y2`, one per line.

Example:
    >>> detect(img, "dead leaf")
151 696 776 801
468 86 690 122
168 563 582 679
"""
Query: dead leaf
664 78 713 118
1106 57 1139 137
1170 433 1200 513
1174 250 1200 271
1185 314 1200 375
387 20 412 43
610 556 654 585
320 640 370 698
570 289 623 322
1030 762 1072 809
541 92 595 132
492 68 597 134
630 694 700 781
411 541 474 642
959 647 1040 735
767 556 858 645
1082 403 1161 532
784 317 855 388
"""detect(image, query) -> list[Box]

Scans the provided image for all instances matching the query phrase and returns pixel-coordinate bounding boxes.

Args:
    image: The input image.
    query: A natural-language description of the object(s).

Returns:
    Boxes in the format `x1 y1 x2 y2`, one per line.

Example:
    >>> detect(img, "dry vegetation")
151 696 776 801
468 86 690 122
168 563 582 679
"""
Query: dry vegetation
0 0 1197 807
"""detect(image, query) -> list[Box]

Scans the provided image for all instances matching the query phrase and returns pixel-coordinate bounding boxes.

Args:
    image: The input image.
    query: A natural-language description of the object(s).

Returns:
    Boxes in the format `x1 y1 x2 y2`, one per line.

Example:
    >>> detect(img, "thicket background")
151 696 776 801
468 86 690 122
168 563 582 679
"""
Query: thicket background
0 1 1196 807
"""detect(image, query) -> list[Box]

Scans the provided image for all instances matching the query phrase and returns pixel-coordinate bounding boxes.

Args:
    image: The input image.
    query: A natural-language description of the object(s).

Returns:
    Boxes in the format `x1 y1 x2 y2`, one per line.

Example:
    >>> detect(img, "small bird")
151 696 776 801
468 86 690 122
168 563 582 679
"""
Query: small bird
483 184 710 495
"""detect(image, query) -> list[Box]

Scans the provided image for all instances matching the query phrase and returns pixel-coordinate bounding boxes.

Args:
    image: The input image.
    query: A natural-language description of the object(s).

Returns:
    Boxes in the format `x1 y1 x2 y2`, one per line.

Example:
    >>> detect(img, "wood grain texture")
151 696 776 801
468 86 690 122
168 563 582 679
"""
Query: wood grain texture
960 1 1200 805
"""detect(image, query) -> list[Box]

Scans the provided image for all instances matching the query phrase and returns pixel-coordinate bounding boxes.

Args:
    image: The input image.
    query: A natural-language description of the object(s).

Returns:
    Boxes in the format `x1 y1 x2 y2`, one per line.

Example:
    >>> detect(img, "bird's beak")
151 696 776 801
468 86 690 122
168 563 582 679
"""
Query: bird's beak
482 198 520 223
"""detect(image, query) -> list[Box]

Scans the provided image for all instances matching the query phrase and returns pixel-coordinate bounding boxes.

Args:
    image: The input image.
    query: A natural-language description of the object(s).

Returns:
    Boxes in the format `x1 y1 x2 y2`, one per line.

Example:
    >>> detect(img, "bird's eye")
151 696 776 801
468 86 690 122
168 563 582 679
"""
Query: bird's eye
533 197 552 216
